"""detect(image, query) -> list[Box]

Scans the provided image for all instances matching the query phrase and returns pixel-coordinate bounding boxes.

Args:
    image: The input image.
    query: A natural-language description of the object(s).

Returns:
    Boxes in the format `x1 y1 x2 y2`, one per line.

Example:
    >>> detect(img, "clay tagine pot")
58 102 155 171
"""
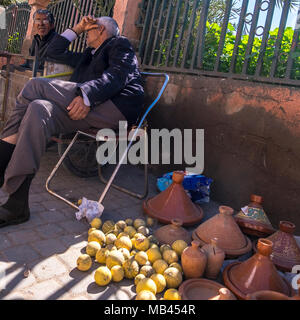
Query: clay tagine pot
192 206 252 258
201 238 225 279
143 171 204 226
179 278 236 300
246 278 300 300
234 194 275 237
223 238 292 300
154 218 192 245
253 221 300 272
181 240 207 279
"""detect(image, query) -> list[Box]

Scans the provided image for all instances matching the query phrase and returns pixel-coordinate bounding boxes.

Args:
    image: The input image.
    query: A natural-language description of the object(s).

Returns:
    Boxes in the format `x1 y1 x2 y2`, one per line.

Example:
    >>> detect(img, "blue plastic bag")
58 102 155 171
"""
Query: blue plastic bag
156 172 213 203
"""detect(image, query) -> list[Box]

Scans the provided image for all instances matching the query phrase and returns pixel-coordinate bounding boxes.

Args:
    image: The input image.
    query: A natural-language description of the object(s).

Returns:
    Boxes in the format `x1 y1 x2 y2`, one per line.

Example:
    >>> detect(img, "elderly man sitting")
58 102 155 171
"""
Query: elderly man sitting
0 16 144 227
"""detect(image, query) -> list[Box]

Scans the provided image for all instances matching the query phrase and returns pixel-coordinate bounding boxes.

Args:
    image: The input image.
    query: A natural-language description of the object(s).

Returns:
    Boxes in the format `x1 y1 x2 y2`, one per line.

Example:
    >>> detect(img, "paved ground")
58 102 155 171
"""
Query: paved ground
0 145 223 300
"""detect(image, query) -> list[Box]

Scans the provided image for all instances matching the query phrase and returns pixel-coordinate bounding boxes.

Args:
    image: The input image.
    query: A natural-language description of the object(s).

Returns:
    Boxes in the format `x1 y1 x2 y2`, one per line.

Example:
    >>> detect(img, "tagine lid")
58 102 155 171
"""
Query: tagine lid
154 218 192 245
234 194 275 236
178 278 236 300
192 205 252 257
223 239 292 299
143 171 204 226
253 221 300 272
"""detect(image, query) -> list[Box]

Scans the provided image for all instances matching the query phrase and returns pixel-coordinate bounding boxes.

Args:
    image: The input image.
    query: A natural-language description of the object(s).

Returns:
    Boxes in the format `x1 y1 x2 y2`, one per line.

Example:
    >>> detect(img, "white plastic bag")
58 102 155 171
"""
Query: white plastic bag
75 197 104 222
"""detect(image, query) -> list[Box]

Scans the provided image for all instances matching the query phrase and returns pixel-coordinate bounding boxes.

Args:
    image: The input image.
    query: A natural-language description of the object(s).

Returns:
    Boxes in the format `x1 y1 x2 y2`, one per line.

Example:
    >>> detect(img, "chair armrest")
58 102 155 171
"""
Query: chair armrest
29 71 73 80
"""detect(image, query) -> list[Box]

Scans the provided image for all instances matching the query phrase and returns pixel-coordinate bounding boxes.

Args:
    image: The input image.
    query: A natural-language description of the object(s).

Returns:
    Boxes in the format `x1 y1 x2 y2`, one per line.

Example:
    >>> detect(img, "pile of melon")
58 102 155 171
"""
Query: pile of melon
76 217 188 300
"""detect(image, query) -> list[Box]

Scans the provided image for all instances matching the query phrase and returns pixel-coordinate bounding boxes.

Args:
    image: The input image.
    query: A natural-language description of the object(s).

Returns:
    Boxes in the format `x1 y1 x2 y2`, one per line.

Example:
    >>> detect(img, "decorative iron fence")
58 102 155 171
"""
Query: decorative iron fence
47 0 115 53
137 0 300 86
0 2 31 53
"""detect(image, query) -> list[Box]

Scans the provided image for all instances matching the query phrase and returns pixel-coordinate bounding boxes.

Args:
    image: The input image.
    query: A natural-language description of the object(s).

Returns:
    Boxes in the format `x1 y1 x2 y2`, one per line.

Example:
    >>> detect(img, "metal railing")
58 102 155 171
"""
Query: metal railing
137 0 300 87
47 0 115 53
0 2 31 53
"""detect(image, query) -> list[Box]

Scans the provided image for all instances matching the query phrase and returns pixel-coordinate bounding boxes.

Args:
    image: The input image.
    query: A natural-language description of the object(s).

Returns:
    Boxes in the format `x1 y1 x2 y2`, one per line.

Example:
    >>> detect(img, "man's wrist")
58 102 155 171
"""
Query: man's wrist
72 25 83 36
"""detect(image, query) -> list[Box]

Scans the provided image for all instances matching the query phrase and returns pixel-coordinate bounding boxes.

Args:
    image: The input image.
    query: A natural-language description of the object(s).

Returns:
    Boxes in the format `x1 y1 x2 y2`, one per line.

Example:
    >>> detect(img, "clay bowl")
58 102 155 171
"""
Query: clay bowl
246 290 300 300
178 278 236 300
223 239 293 300
236 219 275 238
192 230 252 259
253 221 300 272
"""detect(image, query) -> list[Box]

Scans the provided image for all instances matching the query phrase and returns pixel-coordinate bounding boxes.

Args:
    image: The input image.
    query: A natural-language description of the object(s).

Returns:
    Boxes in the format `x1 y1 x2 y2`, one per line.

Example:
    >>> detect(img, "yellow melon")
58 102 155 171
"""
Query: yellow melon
125 218 133 226
111 265 124 282
106 233 117 245
88 230 106 246
164 288 182 300
135 251 148 266
124 226 136 238
122 256 139 279
152 259 169 274
146 248 162 264
171 240 188 256
150 273 166 293
169 262 183 273
77 254 92 271
102 220 115 234
133 218 146 229
106 250 125 269
90 217 102 229
160 244 172 253
115 236 132 251
86 241 101 257
134 236 150 251
136 277 157 295
134 274 146 286
135 290 156 300
163 267 182 288
162 249 178 264
94 266 112 286
116 220 127 230
139 265 155 278
95 247 109 264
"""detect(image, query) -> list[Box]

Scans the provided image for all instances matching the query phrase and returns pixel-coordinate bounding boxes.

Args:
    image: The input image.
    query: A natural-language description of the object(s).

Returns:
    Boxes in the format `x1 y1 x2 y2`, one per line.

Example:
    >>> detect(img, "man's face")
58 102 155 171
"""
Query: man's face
86 25 103 48
33 13 54 37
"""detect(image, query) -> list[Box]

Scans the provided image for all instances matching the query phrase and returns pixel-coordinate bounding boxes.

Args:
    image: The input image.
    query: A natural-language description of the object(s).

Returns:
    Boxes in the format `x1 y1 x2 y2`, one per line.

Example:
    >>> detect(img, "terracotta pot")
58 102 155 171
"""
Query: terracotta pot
234 194 275 237
223 238 292 300
178 278 236 300
261 221 300 272
143 171 204 226
201 238 225 279
192 206 252 258
154 218 192 245
246 278 300 300
181 240 207 279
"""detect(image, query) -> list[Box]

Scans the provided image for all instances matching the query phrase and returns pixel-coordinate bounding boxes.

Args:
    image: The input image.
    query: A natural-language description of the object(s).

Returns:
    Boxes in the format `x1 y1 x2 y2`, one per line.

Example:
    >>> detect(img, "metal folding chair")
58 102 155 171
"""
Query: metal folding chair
45 72 169 210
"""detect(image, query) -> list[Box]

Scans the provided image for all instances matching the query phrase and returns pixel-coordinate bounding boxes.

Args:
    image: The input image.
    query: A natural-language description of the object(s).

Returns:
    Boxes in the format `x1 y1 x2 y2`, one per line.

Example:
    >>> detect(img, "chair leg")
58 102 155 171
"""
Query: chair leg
45 132 81 210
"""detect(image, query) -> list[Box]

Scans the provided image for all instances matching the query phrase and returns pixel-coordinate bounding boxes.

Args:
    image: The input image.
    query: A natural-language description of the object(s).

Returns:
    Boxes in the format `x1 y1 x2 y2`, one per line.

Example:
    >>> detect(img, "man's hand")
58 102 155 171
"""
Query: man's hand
72 15 98 35
67 96 90 120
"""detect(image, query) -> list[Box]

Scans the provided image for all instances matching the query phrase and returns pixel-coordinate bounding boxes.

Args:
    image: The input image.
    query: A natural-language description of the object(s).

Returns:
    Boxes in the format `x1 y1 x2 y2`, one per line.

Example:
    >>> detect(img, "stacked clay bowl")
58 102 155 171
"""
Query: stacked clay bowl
192 206 252 258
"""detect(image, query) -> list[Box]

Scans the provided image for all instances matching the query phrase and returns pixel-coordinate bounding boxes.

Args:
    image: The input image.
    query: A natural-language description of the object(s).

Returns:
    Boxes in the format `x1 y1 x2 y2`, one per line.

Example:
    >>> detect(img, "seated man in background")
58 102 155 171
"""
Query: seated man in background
3 9 57 72
0 15 144 228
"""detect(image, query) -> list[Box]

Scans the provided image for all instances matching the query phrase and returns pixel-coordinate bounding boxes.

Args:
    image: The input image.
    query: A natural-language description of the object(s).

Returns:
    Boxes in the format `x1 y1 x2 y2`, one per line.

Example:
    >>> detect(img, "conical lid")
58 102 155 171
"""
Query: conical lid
234 194 275 237
223 239 292 299
259 221 300 272
192 206 252 257
154 218 192 245
143 171 204 226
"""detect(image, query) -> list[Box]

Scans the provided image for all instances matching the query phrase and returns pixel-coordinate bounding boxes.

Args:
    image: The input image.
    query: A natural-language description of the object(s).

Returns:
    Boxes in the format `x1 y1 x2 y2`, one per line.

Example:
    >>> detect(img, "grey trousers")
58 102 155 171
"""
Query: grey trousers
0 77 126 195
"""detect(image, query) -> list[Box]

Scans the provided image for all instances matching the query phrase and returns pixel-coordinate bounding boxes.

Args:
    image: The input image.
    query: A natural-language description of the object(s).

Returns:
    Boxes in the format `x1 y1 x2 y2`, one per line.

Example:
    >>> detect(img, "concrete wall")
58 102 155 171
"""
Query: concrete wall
145 73 300 233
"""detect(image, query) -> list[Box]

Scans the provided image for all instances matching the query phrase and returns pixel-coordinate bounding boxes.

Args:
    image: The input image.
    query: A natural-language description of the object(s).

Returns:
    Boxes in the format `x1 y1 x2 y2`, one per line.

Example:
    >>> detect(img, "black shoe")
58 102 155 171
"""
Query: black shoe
0 174 34 228
0 140 16 188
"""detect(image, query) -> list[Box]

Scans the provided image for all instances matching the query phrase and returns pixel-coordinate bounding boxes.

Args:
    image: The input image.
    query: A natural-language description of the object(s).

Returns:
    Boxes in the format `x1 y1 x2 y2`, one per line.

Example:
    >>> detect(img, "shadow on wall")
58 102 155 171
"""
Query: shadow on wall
145 74 300 234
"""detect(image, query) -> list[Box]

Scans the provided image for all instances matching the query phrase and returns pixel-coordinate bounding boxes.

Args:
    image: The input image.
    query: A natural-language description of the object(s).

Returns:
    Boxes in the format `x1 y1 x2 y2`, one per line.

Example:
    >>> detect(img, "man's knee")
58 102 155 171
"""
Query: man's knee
22 78 48 98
